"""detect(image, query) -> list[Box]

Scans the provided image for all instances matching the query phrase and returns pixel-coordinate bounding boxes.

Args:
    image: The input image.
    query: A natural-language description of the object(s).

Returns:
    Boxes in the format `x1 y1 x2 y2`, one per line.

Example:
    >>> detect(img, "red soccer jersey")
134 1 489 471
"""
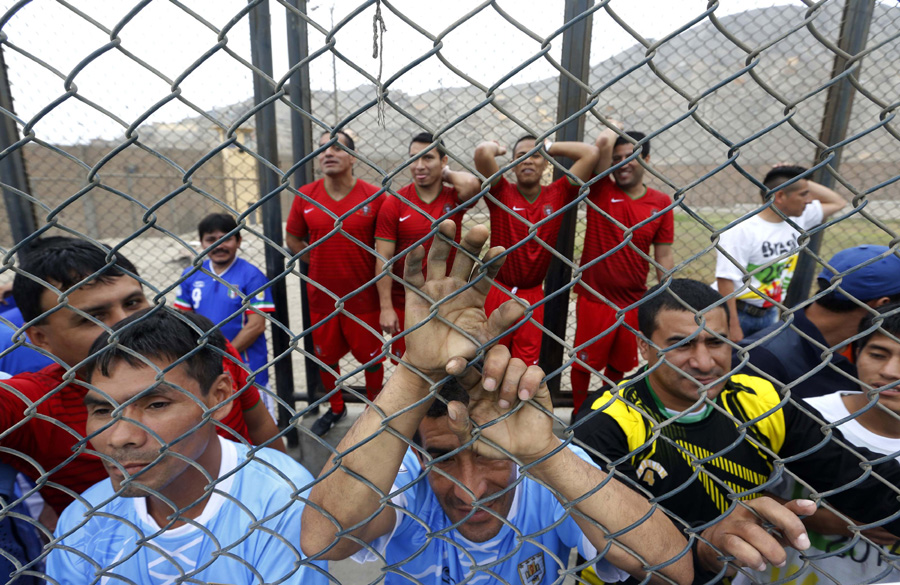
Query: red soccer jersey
0 356 260 514
486 176 578 289
575 176 674 307
286 179 384 315
375 184 466 308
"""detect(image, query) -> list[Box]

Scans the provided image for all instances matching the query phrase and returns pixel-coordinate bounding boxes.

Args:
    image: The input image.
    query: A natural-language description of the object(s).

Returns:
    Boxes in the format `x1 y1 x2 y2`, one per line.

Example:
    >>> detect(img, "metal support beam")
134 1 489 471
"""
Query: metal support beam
285 0 323 418
249 0 297 444
785 0 874 306
0 47 37 245
540 0 593 402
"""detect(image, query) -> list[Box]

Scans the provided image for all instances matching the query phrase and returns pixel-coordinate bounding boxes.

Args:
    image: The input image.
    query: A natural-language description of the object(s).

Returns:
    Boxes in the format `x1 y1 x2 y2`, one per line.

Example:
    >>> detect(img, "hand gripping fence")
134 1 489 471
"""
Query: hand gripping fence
0 0 898 584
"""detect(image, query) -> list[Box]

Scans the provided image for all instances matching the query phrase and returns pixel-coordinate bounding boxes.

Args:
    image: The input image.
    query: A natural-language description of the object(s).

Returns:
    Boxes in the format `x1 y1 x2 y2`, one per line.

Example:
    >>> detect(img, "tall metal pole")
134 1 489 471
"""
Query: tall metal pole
540 0 593 401
0 47 36 245
785 0 875 306
249 0 297 443
285 0 323 428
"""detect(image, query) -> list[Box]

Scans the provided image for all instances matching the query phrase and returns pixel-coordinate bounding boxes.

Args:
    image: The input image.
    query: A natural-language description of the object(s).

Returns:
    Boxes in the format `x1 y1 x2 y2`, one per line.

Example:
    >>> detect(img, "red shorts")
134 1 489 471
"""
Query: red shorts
484 284 544 366
572 295 639 374
309 310 386 367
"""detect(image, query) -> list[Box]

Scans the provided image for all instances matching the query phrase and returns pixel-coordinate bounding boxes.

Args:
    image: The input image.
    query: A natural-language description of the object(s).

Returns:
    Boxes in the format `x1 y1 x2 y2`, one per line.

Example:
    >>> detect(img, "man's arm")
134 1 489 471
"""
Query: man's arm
301 222 523 561
243 399 285 452
546 140 600 183
717 278 744 343
375 239 399 335
230 312 266 354
285 233 309 262
473 141 505 184
653 244 674 283
593 121 623 175
442 165 482 203
808 180 846 219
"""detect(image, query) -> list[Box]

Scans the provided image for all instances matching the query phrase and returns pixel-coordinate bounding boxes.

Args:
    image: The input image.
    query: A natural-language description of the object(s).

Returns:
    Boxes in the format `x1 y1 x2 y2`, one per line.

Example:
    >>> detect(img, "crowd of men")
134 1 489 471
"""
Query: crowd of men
1 124 899 585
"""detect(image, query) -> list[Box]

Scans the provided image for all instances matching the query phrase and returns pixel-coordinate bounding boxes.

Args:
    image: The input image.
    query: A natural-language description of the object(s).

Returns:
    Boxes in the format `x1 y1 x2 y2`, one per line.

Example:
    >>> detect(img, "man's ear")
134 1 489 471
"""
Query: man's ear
206 372 234 422
26 324 51 351
637 336 652 363
869 296 892 308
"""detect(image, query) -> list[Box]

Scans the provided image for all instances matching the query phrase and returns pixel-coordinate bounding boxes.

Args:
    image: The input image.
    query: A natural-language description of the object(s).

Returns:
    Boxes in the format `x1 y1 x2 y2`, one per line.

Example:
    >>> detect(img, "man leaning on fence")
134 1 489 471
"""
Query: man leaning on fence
573 278 900 583
715 165 846 342
46 308 326 585
0 237 282 521
473 134 599 366
737 244 900 399
285 129 386 437
570 124 674 418
300 221 693 585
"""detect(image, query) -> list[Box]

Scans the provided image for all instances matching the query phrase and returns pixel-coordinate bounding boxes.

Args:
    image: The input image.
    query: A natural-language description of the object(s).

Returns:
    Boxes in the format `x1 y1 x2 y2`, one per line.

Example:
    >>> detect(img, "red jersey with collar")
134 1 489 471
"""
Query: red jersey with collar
486 176 578 289
375 184 466 308
574 177 674 307
0 347 260 514
286 179 384 314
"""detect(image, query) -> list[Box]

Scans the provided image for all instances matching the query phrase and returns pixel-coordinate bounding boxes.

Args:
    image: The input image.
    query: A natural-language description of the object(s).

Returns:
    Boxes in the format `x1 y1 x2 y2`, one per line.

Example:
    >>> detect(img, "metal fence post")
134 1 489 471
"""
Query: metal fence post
540 0 593 401
285 0 322 419
784 0 875 307
249 0 297 443
0 47 36 246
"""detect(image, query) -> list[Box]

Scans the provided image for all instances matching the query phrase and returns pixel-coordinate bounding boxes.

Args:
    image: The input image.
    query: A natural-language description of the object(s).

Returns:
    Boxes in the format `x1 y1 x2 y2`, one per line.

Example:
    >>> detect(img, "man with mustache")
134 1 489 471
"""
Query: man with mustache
574 279 900 582
46 308 325 584
175 213 277 418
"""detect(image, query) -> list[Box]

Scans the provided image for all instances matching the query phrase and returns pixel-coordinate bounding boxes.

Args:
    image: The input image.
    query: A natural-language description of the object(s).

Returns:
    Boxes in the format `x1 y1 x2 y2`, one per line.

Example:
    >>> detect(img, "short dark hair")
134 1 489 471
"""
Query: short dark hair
814 279 900 313
512 134 538 154
614 131 650 158
410 132 447 157
411 377 471 447
197 213 239 240
638 278 729 337
760 165 808 199
855 303 900 358
84 307 225 395
321 130 355 151
13 237 140 323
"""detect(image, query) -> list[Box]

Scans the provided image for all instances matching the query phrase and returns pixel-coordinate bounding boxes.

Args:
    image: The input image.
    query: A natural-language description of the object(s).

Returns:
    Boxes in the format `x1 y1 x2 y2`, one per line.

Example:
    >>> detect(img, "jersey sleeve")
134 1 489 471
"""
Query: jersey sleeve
286 190 310 239
654 207 675 245
553 175 581 204
549 445 630 584
375 195 400 243
486 176 510 209
222 341 262 411
715 224 749 283
173 268 194 311
574 411 641 483
798 199 824 230
0 376 39 445
245 265 275 315
46 503 95 584
779 399 900 536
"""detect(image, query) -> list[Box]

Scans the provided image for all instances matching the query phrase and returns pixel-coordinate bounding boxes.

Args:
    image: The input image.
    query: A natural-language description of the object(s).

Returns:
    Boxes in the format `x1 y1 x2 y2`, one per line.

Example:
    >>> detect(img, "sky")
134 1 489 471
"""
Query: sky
0 0 807 144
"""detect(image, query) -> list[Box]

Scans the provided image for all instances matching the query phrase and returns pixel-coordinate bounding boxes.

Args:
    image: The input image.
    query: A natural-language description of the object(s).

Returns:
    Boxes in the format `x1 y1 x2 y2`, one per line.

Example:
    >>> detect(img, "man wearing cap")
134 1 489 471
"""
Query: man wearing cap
736 245 900 399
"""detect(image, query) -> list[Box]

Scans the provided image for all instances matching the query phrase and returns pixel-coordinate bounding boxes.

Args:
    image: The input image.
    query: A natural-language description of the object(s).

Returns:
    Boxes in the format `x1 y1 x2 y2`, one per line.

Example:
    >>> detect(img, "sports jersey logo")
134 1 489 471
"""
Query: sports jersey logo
227 288 238 300
636 459 668 487
192 281 205 288
256 291 266 301
518 552 545 585
543 204 553 217
578 351 589 362
360 204 372 217
443 203 453 215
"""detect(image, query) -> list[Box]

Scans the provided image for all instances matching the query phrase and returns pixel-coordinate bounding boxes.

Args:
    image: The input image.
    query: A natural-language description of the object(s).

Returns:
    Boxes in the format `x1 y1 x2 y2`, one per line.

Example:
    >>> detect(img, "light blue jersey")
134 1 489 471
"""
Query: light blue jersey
47 438 327 585
354 446 627 585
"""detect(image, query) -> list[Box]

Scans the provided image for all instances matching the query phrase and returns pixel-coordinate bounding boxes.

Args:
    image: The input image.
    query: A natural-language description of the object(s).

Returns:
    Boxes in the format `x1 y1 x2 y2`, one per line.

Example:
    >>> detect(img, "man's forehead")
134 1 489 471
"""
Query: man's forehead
418 416 462 449
864 332 900 353
41 275 143 307
654 308 727 337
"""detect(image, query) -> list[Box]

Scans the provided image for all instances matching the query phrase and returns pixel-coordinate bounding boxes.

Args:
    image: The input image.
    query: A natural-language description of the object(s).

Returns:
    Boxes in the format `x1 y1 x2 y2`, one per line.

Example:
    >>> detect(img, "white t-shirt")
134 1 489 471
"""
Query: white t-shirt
715 200 823 307
737 392 900 585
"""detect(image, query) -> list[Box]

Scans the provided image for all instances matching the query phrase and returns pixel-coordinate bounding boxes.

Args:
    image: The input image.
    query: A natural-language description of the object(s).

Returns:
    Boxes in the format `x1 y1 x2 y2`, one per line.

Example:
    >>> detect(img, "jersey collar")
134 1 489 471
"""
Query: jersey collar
643 376 715 424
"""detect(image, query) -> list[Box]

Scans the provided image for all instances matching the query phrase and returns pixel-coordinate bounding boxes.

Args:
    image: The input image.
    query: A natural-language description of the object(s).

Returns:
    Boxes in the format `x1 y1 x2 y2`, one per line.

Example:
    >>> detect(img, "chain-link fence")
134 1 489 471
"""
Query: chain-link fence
0 0 899 583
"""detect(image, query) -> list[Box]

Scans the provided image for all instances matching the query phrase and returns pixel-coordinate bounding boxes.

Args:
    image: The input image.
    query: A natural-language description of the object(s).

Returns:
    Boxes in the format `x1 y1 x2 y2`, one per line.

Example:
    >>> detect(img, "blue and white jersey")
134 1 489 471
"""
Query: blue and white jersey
353 446 628 585
47 438 327 585
174 258 274 387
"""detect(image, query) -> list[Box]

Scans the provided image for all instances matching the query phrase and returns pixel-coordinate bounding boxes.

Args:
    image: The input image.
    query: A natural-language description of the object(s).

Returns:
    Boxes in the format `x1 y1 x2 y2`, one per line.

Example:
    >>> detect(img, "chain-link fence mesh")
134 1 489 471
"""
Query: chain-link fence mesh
0 0 899 583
